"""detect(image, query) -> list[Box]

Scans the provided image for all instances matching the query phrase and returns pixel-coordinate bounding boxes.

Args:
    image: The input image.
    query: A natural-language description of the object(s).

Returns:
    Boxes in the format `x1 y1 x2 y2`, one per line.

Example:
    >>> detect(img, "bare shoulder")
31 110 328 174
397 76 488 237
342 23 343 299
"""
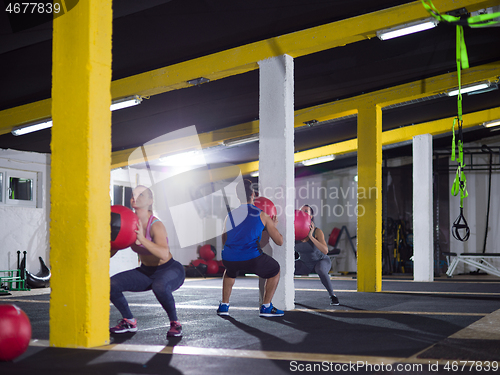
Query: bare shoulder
151 218 167 234
315 227 325 238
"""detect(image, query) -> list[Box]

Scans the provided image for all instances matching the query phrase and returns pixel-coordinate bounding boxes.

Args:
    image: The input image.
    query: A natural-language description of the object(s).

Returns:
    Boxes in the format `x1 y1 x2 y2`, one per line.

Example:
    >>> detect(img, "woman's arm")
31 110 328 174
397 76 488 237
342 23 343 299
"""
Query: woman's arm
308 222 328 255
135 220 171 261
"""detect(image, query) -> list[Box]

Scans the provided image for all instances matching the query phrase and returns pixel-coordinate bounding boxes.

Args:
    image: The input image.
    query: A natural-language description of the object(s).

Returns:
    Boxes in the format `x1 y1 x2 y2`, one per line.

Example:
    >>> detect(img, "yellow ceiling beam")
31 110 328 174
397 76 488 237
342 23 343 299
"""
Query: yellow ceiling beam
1 0 497 134
111 61 500 169
109 0 500 100
234 106 500 175
295 61 500 123
0 99 52 136
300 106 500 161
381 106 500 146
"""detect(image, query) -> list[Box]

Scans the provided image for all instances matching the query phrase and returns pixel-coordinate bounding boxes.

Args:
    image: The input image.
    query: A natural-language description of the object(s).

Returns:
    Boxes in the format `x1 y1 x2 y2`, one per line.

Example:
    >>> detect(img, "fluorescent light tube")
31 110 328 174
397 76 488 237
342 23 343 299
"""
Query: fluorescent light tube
483 119 500 128
110 95 142 111
250 171 259 177
301 154 335 166
223 135 259 147
11 120 53 136
447 82 490 96
11 96 142 136
377 18 438 40
159 150 206 167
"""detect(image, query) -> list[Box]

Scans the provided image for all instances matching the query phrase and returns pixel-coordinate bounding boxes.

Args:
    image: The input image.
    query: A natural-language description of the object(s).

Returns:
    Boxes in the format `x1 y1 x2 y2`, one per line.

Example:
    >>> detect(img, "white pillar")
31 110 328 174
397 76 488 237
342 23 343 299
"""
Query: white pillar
413 134 434 281
258 55 295 310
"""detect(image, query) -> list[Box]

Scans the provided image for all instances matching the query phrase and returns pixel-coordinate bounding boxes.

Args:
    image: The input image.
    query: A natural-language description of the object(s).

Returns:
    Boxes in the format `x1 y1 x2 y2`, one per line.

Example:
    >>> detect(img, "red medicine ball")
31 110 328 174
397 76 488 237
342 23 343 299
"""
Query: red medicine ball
254 197 277 218
199 244 216 261
111 205 139 250
206 260 219 275
0 304 32 362
294 210 312 241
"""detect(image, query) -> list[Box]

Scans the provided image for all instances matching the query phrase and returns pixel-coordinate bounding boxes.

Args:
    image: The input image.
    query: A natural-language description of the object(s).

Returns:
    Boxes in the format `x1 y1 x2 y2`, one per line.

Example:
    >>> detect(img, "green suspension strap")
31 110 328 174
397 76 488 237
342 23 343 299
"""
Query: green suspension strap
421 2 500 240
451 24 470 242
421 0 489 241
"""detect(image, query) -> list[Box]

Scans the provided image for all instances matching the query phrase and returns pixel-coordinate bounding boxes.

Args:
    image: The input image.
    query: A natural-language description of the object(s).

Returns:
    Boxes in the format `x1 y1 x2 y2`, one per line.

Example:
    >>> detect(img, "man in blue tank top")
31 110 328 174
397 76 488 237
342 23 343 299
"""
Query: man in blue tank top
217 179 284 317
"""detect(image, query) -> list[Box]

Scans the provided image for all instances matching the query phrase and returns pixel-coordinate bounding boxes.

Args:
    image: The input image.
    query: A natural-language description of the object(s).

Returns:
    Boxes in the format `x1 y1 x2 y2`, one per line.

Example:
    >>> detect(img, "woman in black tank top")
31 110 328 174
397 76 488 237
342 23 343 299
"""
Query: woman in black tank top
295 205 339 305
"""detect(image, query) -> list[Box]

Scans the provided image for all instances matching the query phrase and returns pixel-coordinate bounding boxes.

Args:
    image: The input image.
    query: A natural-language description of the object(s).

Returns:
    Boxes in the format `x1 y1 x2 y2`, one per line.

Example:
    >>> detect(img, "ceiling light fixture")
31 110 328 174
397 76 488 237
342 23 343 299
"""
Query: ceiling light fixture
250 171 259 177
11 119 53 136
187 77 210 86
159 150 206 167
301 154 335 166
11 96 143 136
483 119 500 128
304 119 319 127
376 18 438 40
110 95 143 111
223 134 259 147
446 81 494 96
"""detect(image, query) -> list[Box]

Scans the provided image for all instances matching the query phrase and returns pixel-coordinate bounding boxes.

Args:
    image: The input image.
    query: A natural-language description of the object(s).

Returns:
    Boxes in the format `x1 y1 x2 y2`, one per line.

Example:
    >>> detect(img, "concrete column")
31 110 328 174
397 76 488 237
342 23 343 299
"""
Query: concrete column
413 134 434 281
258 55 295 310
357 104 382 292
50 0 112 347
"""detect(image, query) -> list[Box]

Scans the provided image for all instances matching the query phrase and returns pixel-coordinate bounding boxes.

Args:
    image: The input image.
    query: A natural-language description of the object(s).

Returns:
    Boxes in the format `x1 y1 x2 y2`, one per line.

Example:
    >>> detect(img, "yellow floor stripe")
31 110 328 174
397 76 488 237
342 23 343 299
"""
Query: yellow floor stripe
27 339 469 368
27 338 407 365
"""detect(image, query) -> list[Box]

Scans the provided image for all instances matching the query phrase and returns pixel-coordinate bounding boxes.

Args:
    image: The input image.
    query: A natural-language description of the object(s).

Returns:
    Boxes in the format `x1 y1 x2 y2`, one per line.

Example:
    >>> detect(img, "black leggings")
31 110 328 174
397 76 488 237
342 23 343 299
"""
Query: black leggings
110 258 185 322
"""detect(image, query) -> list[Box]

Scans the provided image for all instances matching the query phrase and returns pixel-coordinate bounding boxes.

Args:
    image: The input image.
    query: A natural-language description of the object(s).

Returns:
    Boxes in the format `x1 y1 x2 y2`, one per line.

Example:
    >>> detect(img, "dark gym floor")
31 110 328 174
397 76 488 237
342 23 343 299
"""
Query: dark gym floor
1 274 500 374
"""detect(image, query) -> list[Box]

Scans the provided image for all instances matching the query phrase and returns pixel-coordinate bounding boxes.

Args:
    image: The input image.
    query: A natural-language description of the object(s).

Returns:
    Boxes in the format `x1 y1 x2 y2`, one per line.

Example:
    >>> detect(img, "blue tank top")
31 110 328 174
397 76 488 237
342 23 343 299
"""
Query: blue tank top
222 204 264 261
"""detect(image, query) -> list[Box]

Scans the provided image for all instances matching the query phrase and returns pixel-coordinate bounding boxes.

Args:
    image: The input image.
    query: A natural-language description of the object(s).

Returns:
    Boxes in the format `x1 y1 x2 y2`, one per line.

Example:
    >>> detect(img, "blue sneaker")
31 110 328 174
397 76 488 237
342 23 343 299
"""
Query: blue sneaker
217 302 229 316
259 303 284 317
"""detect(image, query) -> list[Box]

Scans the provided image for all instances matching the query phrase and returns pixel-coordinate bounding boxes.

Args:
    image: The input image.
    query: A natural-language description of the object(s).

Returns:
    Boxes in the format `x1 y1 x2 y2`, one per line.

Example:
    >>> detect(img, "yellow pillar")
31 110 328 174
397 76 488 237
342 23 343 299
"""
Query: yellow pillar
50 0 112 347
356 104 382 292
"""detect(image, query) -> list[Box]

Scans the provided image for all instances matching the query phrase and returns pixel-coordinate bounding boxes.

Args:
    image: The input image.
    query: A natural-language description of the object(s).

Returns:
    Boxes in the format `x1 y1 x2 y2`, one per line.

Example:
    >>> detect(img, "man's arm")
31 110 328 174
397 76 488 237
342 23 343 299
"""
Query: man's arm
260 212 283 246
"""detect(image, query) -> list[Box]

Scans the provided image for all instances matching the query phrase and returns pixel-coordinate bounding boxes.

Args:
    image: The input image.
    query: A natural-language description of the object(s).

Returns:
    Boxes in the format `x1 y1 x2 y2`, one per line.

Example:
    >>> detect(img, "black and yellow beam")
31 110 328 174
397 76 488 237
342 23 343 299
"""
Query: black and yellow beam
0 0 497 134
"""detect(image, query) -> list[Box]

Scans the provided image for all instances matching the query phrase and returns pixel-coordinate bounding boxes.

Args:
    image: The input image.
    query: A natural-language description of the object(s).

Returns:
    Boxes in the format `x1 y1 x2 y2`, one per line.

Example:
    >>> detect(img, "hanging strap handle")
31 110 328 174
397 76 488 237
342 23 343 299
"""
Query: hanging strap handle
424 0 472 242
452 207 471 242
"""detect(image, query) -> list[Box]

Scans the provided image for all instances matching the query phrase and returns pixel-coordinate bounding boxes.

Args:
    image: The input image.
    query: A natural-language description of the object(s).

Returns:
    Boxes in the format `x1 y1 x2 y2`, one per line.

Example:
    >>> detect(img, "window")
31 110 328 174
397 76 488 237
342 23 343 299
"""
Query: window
9 177 33 201
112 185 132 208
3 170 37 207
